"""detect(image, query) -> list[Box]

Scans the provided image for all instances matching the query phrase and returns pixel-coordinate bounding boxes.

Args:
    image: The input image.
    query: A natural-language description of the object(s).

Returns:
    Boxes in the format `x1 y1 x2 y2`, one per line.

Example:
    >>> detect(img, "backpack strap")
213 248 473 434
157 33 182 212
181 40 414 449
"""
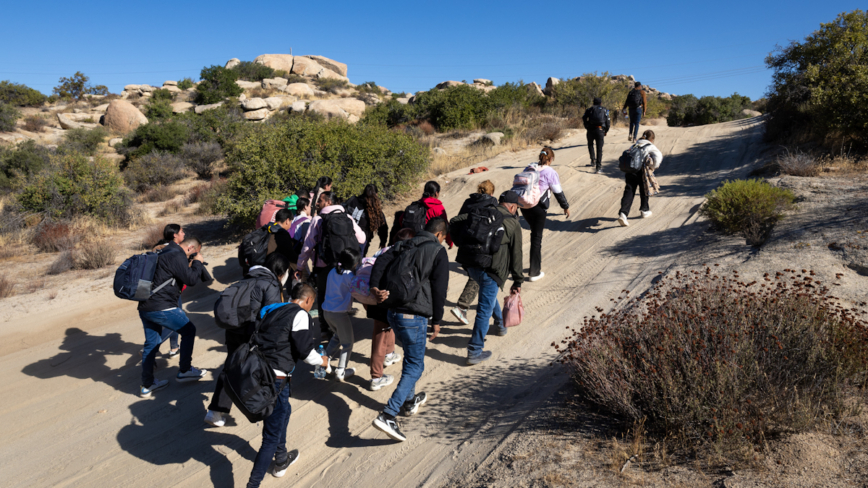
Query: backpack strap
150 278 175 296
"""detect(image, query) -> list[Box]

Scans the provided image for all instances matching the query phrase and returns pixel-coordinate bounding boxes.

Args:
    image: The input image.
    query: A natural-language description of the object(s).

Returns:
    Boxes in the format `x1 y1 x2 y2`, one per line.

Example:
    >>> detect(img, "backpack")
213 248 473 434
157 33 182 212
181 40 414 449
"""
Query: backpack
619 143 647 174
626 89 643 109
287 220 310 263
219 324 280 423
350 257 377 305
586 106 607 127
113 248 176 301
316 210 356 267
256 200 286 229
401 201 428 233
453 205 505 269
239 226 271 269
511 166 542 209
214 277 265 329
380 240 438 307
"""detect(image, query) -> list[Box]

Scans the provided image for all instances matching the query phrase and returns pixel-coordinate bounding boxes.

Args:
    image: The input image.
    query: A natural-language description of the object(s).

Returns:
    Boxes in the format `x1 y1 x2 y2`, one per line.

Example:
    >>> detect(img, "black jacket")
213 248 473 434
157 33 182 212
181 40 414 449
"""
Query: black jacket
254 302 316 375
344 195 388 248
458 193 498 215
138 242 209 312
582 105 610 133
369 231 449 322
452 205 523 288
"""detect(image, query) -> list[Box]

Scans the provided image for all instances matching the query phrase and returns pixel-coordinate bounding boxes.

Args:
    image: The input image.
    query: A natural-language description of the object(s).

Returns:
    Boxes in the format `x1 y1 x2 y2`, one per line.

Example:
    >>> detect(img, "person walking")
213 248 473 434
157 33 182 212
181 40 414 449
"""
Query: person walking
204 253 290 428
519 147 570 283
623 81 647 142
244 283 328 487
138 236 210 397
397 181 453 249
618 130 664 227
582 97 611 174
450 180 497 325
368 219 450 442
151 223 186 358
322 247 363 382
343 184 388 256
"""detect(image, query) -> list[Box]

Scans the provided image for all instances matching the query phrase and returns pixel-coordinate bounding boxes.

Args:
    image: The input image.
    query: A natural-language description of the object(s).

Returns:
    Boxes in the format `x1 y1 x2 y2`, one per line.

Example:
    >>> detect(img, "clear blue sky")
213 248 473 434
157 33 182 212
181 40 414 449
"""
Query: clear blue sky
0 1 862 100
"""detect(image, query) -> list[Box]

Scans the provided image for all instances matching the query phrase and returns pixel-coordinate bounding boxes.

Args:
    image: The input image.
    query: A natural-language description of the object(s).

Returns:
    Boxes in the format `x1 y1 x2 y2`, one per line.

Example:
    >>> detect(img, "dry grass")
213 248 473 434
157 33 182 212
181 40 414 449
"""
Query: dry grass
0 276 15 298
157 199 184 217
32 221 81 253
47 250 77 275
26 279 46 293
246 87 284 99
22 115 49 133
47 289 58 300
77 241 115 270
429 141 525 176
140 224 165 250
140 186 183 203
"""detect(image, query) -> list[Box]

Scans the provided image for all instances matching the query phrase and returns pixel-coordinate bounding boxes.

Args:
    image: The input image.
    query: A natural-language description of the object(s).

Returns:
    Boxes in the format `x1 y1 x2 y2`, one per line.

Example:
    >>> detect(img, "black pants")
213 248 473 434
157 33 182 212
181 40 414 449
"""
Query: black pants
520 203 547 277
208 329 252 413
313 265 333 342
619 172 649 216
586 129 605 168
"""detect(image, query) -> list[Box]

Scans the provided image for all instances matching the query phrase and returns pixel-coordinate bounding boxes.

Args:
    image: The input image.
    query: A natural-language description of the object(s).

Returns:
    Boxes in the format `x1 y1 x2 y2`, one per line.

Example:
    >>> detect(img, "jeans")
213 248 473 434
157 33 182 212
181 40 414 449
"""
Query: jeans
629 107 643 141
384 310 428 417
519 203 547 277
586 128 605 168
466 268 504 355
208 329 251 413
140 308 197 386
619 171 649 216
247 379 291 488
457 271 479 310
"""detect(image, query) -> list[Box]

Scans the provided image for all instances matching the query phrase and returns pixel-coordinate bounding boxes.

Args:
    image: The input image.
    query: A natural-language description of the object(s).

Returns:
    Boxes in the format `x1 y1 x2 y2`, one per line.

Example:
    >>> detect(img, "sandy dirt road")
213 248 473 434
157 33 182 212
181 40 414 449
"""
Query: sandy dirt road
0 118 766 487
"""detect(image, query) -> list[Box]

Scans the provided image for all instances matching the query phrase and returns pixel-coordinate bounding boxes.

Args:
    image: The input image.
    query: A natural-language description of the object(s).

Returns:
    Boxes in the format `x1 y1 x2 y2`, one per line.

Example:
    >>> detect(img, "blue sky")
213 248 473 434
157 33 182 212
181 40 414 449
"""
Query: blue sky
0 1 862 100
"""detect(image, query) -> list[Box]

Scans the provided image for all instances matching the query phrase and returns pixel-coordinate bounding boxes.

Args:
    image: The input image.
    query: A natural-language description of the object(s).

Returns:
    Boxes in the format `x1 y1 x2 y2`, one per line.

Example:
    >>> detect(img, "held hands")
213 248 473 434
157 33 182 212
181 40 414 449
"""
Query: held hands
193 253 205 263
428 323 440 341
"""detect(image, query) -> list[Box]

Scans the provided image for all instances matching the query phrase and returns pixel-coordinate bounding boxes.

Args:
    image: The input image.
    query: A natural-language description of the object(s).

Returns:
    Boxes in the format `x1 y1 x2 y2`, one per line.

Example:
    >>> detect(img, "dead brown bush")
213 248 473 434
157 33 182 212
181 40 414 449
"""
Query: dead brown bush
0 276 15 298
140 224 165 250
140 186 183 203
22 115 48 133
47 250 77 275
32 221 81 253
77 242 115 270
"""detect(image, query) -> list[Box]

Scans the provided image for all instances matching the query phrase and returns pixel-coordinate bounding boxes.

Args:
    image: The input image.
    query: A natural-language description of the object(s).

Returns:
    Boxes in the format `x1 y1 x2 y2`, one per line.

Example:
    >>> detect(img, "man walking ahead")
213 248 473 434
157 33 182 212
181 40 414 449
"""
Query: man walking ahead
582 97 610 174
368 218 450 442
623 81 647 142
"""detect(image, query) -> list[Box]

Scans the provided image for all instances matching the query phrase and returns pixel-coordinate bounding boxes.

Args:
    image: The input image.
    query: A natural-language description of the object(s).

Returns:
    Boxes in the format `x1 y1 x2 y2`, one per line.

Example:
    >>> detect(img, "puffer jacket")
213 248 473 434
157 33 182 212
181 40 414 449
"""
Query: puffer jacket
254 302 320 375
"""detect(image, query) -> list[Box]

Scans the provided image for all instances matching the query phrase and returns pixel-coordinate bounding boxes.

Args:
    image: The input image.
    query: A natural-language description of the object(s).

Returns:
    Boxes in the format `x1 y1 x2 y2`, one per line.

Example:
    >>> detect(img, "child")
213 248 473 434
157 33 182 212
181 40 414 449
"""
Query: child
322 247 362 382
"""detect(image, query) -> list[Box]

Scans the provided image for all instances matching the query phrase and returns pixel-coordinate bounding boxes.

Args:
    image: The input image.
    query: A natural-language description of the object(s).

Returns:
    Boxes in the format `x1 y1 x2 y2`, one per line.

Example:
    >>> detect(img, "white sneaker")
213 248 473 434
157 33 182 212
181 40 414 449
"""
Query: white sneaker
641 210 652 218
370 374 394 391
204 410 225 427
176 366 208 382
528 271 545 282
450 306 470 325
383 352 401 368
335 368 355 382
140 379 168 397
617 213 629 227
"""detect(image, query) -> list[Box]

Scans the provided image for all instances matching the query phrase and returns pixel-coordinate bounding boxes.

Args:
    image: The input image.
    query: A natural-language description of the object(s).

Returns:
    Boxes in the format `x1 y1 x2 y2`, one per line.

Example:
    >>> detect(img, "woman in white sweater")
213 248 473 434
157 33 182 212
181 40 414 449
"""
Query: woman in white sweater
618 130 663 227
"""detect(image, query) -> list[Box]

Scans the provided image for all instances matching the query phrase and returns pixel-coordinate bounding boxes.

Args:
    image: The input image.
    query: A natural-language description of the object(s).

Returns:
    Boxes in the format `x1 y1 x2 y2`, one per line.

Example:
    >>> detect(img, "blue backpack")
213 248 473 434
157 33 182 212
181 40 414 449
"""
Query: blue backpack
113 249 176 301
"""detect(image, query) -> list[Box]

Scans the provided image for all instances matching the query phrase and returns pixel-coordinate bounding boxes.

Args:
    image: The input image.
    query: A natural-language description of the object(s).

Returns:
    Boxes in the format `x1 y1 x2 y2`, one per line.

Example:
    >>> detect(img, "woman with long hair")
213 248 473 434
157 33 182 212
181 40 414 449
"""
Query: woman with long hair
344 184 388 256
519 147 570 282
395 180 453 248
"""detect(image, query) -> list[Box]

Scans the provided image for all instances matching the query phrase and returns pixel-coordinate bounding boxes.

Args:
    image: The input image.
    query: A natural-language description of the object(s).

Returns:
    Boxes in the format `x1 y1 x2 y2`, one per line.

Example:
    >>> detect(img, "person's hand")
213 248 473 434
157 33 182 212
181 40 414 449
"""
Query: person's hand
564 208 571 219
371 287 390 303
429 323 440 341
193 253 205 263
511 285 521 294
321 356 330 367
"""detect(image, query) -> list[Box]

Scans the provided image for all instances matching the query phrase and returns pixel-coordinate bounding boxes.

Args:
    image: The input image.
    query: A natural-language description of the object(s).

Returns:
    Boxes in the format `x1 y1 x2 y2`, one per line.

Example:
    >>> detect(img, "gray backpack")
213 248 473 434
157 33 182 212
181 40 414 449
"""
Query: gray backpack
618 143 647 174
214 278 264 329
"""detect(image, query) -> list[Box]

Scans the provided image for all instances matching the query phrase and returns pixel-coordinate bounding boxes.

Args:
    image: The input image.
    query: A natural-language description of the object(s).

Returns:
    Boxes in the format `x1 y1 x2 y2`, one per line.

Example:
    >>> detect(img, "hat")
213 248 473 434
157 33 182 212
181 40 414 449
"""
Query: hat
499 190 520 205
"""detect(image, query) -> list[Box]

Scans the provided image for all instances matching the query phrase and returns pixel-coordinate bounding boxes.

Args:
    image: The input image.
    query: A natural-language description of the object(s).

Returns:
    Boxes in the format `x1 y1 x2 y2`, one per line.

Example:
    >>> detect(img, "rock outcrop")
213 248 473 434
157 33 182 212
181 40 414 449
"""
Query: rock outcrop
304 56 348 77
526 82 544 97
281 83 315 97
308 99 366 122
225 58 241 70
436 81 464 89
544 77 560 96
253 54 294 73
56 113 98 130
103 100 148 134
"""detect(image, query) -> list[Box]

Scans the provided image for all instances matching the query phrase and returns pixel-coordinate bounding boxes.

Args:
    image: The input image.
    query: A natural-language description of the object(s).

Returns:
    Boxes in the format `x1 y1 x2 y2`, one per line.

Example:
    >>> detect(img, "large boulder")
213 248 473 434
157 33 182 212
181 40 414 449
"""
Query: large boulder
304 55 348 77
162 85 182 94
396 96 412 105
236 80 261 90
262 77 288 89
281 83 315 97
171 102 194 114
264 97 291 110
544 77 560 96
103 100 148 134
316 68 348 81
253 54 294 73
290 101 307 113
225 58 241 70
123 84 142 91
308 99 366 121
436 81 464 89
56 113 98 130
195 102 224 114
291 57 324 76
242 98 268 111
358 93 381 106
526 82 544 97
243 108 271 121
473 78 492 85
480 132 505 146
163 80 178 87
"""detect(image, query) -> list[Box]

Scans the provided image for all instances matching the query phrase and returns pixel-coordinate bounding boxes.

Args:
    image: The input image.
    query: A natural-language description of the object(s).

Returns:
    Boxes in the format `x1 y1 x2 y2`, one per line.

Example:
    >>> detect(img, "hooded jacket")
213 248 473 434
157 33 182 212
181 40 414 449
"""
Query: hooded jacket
227 265 284 339
138 242 209 312
458 193 498 215
344 194 388 248
297 204 367 270
255 302 322 376
398 197 453 247
452 205 524 288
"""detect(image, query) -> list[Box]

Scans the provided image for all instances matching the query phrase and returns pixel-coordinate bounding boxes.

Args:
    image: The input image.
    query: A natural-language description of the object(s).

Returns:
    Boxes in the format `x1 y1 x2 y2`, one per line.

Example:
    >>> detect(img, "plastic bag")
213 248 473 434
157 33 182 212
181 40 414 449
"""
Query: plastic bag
502 291 524 327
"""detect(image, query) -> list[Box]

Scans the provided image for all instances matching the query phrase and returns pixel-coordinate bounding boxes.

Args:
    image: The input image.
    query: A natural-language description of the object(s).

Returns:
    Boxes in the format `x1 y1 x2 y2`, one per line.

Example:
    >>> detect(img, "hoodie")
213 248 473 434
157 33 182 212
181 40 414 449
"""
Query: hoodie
420 197 453 248
297 205 367 270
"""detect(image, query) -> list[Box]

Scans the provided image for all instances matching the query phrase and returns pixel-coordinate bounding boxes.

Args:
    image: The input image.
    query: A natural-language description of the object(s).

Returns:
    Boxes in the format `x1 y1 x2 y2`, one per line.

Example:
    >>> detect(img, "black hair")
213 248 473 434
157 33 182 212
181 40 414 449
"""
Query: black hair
395 228 416 242
296 196 310 212
336 247 362 275
318 191 334 205
425 217 448 235
363 184 384 235
314 176 333 194
295 187 309 198
634 81 641 88
291 282 316 301
593 97 602 106
163 223 181 242
265 252 290 280
275 208 293 223
422 181 440 199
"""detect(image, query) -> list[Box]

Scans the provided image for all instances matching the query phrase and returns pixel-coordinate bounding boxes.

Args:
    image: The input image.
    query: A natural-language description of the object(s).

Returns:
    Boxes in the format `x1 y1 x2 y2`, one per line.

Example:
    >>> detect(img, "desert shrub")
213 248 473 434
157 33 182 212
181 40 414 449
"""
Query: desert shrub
0 276 14 298
47 250 77 275
666 94 699 126
145 98 173 120
180 141 223 179
77 242 115 269
151 89 174 102
32 220 81 252
120 120 190 159
17 152 133 225
194 179 227 215
0 140 53 189
141 185 181 203
140 224 165 250
22 115 48 133
360 99 415 128
177 78 195 90
668 94 752 126
230 61 275 82
0 81 47 106
57 126 107 156
283 74 307 84
356 81 382 95
195 65 243 104
175 105 246 147
124 151 187 192
558 267 868 463
701 179 796 245
157 199 182 217
220 118 427 224
775 149 818 176
52 72 108 100
314 78 349 94
0 102 21 132
415 85 488 131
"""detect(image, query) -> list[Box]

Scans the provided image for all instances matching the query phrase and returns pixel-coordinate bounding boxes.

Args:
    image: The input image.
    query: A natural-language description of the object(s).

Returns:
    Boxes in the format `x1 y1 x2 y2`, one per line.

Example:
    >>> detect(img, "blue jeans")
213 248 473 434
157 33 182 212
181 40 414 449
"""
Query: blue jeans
247 380 291 488
140 308 196 386
384 310 428 417
629 107 643 140
466 268 504 355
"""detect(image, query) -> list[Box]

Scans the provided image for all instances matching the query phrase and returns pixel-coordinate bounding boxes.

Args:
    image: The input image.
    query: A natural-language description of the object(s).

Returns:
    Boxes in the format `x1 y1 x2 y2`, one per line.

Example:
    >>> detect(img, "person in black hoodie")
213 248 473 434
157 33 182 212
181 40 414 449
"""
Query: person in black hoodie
368 218 449 442
245 283 328 487
344 183 389 256
450 180 497 325
582 97 611 174
203 253 290 428
138 236 210 397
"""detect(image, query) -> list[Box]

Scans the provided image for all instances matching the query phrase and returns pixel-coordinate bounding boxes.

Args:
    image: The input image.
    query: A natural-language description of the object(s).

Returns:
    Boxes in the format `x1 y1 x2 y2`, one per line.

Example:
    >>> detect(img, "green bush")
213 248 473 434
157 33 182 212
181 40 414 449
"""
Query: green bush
17 152 132 224
0 102 21 132
58 127 108 156
701 179 796 245
356 81 382 95
120 120 190 158
145 98 173 121
151 89 174 102
124 151 188 192
0 140 53 189
177 78 195 90
219 117 428 224
668 93 752 126
52 72 108 100
175 105 246 146
315 78 349 94
0 81 47 106
195 65 243 104
230 61 275 82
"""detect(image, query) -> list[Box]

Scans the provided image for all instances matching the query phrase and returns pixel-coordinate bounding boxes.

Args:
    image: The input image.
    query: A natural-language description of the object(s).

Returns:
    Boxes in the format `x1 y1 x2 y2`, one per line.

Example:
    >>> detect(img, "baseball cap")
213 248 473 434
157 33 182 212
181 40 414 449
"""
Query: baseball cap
499 190 520 204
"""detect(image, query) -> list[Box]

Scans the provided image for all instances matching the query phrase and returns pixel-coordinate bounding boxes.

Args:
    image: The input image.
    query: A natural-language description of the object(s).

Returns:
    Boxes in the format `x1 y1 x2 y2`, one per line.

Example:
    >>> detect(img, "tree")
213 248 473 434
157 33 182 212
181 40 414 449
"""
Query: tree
52 72 109 100
194 65 243 105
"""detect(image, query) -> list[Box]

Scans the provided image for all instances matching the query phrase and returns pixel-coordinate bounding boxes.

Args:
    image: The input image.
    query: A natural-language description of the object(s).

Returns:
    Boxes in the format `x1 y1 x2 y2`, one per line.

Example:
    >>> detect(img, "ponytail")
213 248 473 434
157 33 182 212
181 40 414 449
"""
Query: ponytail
538 146 555 165
422 180 440 200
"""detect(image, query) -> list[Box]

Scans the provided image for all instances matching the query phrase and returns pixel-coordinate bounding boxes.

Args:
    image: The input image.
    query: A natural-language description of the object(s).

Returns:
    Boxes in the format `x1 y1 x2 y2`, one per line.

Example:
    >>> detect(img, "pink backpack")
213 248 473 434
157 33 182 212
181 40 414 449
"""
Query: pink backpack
256 200 286 229
350 257 377 305
512 165 541 209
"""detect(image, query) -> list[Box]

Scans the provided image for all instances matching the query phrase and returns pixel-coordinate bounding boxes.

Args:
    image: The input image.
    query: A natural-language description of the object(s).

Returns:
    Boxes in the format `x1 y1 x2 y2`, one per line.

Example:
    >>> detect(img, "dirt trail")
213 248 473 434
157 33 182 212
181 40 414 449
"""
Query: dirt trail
0 118 766 488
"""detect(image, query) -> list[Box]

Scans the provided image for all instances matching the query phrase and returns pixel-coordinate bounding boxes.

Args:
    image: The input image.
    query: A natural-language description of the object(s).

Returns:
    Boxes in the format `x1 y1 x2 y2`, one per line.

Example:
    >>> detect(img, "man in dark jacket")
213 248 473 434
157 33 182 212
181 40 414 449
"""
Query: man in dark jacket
368 218 449 442
623 81 647 142
245 283 329 487
138 237 210 397
451 191 524 365
582 97 611 174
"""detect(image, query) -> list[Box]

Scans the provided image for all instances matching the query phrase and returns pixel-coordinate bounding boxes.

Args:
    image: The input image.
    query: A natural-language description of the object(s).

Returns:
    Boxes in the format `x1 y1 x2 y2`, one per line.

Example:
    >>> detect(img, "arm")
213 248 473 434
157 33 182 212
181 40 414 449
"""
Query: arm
297 217 321 270
581 108 590 125
429 247 449 324
376 211 389 248
508 221 524 288
641 91 647 115
547 170 570 210
171 252 205 287
348 214 367 245
648 144 664 169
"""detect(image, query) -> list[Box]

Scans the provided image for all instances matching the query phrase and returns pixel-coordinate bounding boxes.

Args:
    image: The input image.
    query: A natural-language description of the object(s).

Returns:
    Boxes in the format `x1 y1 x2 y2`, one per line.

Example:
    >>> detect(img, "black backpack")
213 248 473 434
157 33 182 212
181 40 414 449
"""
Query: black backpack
618 143 647 174
380 240 439 307
214 277 267 330
626 89 643 108
316 210 356 267
586 106 607 127
453 205 505 269
239 226 271 269
219 318 282 423
401 201 428 233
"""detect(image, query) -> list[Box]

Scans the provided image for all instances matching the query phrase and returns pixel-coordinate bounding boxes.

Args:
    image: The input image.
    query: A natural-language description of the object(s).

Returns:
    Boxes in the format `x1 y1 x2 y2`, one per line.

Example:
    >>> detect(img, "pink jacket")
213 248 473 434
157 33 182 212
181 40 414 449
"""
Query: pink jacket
298 205 366 270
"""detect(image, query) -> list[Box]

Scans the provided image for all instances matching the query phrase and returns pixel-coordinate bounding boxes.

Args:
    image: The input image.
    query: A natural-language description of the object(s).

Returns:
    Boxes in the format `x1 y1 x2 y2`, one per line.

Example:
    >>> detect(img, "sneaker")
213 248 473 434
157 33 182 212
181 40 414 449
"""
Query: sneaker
628 135 633 142
370 374 394 391
401 392 428 416
451 306 470 325
271 449 300 478
373 412 407 442
335 368 355 382
383 352 401 368
140 379 168 397
204 410 225 427
176 366 207 383
167 348 180 358
641 210 652 218
466 350 493 366
594 167 601 174
528 271 545 282
495 324 508 336
617 213 629 227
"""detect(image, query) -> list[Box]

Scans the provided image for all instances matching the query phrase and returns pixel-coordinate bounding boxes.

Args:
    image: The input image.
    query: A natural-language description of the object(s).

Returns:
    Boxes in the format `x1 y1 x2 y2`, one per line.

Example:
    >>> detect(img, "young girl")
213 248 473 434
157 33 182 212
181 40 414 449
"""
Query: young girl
519 147 570 282
322 247 362 382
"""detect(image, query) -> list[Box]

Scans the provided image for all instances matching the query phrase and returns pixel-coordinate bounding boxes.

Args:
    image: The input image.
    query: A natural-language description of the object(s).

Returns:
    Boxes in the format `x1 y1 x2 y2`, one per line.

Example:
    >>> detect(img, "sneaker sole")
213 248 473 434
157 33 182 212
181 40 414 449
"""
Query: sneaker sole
176 374 206 383
370 378 394 391
372 418 406 442
404 396 427 416
618 219 629 227
140 382 168 397
450 309 470 325
272 453 300 478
